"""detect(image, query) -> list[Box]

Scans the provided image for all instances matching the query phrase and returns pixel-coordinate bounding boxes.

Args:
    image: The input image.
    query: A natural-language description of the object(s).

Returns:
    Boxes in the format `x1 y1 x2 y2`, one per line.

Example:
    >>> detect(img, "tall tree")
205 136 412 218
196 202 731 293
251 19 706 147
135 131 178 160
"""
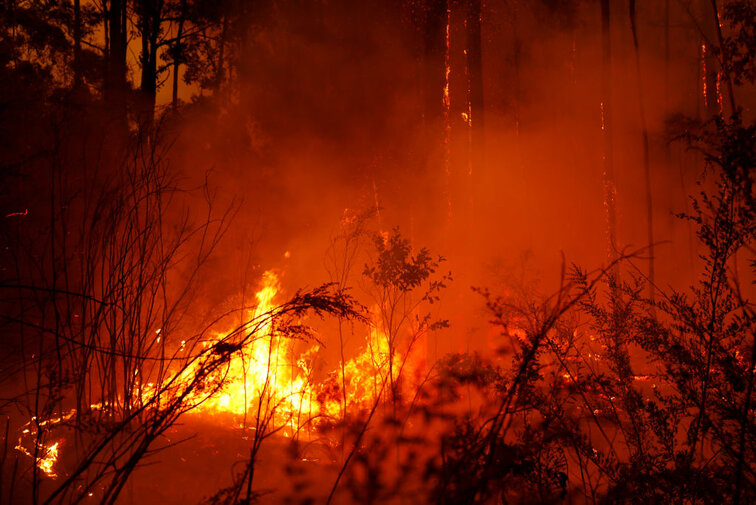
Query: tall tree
73 0 82 90
136 0 165 127
465 0 484 161
105 0 128 110
421 0 448 140
629 0 655 302
601 0 619 272
170 0 187 106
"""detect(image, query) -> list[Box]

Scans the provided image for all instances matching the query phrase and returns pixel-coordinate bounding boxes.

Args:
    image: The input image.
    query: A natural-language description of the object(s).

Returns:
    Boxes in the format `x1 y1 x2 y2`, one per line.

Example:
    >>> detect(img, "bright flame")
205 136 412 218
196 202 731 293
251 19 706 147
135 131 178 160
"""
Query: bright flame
318 322 394 418
188 271 317 434
15 438 60 478
20 267 429 467
38 442 59 477
185 272 421 436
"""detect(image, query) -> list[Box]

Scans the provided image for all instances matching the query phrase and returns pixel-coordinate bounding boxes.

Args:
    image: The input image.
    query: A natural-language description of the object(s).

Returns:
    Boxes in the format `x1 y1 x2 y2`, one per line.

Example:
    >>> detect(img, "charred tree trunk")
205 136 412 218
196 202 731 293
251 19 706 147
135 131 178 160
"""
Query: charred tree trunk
629 0 655 302
464 0 483 236
417 0 448 226
73 0 82 91
600 0 618 271
171 0 187 106
698 0 720 117
708 0 737 115
138 0 164 129
422 0 448 141
466 0 483 159
105 0 128 114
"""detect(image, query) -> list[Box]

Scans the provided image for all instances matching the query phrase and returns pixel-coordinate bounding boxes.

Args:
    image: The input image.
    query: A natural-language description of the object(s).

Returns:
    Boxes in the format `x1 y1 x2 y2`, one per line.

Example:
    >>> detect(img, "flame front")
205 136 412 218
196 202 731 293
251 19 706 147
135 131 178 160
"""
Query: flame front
186 271 410 435
191 271 316 433
17 269 424 477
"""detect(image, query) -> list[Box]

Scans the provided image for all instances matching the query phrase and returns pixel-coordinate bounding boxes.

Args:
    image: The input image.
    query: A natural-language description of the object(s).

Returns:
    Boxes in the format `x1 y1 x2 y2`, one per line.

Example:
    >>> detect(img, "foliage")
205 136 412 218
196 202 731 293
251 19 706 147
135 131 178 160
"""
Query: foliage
723 0 756 85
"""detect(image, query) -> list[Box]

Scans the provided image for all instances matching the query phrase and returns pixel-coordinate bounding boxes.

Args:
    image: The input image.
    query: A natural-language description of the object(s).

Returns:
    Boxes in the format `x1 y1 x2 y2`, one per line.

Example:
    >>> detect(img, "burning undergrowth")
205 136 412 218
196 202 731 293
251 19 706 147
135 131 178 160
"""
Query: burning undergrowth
7 211 456 504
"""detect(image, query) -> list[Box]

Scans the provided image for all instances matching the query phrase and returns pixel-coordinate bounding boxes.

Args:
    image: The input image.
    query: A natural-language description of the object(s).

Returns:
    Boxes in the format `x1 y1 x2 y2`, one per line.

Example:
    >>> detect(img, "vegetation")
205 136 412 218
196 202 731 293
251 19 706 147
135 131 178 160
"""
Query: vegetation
1 0 755 504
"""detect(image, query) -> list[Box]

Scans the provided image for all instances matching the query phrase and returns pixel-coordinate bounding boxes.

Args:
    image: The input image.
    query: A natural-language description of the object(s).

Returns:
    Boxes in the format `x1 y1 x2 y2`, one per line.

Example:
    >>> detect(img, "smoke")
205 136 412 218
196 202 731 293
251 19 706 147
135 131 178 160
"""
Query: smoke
160 0 706 357
16 1 732 502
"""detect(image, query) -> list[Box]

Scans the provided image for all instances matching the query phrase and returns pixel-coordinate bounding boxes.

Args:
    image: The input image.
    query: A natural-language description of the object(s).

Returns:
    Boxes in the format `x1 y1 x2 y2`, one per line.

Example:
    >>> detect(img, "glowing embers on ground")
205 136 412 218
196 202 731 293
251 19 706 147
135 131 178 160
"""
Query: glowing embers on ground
15 412 75 478
15 438 60 478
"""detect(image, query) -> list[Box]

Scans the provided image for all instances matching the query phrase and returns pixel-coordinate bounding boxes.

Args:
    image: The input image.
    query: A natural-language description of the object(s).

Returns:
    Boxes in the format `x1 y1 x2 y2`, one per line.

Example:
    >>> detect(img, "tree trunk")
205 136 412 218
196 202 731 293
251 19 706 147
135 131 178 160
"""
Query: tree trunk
422 0 448 135
600 0 618 271
105 0 128 110
629 0 655 303
418 0 448 225
466 0 483 159
464 0 483 234
73 0 82 90
171 0 187 106
708 0 737 115
139 0 163 129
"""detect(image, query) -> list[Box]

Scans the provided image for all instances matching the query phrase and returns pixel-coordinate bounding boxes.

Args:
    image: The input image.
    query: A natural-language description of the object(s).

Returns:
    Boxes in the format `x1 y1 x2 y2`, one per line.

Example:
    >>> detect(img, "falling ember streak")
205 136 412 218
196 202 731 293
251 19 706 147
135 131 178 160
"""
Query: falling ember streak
716 71 723 115
4 209 28 218
701 44 708 108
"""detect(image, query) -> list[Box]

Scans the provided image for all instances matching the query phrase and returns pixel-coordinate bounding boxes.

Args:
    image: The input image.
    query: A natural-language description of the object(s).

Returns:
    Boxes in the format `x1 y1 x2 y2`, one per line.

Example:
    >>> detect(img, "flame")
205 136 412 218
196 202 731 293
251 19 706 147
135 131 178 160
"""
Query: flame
188 271 317 434
37 442 59 477
19 267 429 472
179 271 400 431
189 270 411 428
15 438 60 478
318 321 394 418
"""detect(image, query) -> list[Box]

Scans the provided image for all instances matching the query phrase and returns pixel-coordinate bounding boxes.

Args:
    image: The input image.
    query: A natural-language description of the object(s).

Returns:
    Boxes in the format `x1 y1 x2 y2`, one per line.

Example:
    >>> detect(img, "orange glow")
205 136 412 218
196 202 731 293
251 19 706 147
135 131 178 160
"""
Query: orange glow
37 442 59 477
702 43 708 108
15 438 60 478
180 271 318 435
166 271 420 432
20 267 429 474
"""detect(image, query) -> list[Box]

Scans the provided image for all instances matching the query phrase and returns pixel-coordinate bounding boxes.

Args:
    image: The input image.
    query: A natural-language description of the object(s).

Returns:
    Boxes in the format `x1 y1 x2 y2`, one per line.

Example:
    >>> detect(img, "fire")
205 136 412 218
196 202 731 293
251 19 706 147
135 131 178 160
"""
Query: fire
184 271 405 433
702 43 708 108
187 270 318 434
37 442 59 477
15 438 60 478
318 321 395 418
17 267 427 476
185 271 419 430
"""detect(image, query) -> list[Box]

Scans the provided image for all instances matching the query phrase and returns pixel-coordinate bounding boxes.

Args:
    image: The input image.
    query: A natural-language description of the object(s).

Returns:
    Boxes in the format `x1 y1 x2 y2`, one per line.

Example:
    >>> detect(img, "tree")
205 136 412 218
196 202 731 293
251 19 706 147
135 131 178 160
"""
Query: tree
629 0 656 302
601 0 619 272
362 228 449 407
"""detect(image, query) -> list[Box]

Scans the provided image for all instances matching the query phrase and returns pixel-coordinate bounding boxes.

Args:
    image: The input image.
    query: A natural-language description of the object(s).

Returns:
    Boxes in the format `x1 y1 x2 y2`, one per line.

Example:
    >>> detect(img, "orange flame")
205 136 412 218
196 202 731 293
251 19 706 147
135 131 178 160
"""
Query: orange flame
19 267 429 475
